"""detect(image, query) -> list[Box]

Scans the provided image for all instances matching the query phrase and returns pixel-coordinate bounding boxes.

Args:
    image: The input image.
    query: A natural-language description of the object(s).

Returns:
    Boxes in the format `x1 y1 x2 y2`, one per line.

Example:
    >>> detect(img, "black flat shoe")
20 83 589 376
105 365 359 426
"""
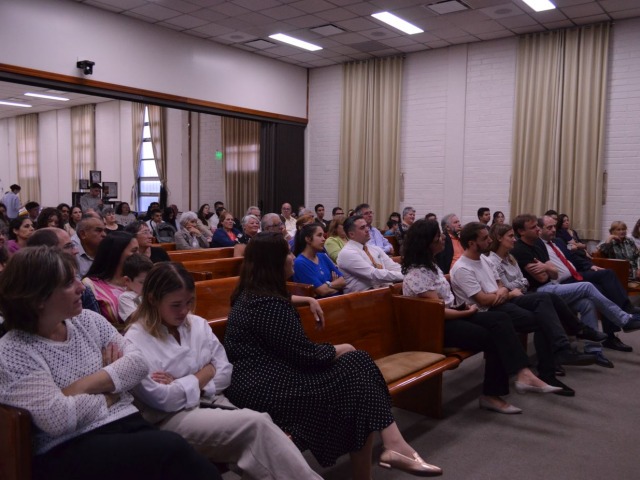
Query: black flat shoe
602 336 633 352
576 325 607 343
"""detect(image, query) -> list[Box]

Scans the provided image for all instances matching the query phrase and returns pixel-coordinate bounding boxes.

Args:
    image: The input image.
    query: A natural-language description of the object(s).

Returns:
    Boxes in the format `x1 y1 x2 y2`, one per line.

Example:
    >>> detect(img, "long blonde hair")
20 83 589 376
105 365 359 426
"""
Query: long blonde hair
127 262 195 339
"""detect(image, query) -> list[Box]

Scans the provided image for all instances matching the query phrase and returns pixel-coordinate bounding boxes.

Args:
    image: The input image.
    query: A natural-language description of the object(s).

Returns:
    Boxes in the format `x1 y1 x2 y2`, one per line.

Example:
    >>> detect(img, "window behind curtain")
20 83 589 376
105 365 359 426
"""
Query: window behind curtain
138 106 160 212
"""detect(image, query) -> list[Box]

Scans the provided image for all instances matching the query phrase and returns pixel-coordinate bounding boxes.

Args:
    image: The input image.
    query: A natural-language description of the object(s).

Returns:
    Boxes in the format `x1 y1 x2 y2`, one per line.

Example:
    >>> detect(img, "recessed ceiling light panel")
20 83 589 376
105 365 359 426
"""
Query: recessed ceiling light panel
24 92 70 101
0 100 32 108
371 12 424 35
269 33 322 51
522 0 556 12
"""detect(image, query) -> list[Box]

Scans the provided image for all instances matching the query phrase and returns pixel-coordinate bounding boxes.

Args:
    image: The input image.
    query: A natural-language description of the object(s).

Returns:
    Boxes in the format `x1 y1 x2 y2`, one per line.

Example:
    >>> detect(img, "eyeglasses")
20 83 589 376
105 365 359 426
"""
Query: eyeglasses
62 242 76 251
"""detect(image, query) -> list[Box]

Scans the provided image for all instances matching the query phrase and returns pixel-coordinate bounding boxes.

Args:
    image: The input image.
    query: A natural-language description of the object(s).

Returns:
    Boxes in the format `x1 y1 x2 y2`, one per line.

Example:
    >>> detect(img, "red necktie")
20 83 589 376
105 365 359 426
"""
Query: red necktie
547 241 583 281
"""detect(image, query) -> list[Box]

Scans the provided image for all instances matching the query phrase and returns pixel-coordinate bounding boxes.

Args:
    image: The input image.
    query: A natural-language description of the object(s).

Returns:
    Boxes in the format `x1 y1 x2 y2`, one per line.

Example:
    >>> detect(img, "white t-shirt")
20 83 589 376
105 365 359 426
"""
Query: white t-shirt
450 255 499 311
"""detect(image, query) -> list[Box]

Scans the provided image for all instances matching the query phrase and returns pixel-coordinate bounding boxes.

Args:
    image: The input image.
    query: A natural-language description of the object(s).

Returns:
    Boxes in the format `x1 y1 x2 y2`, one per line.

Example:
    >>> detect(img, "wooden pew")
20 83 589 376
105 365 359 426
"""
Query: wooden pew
0 404 32 480
384 234 399 255
156 242 176 252
195 277 315 322
182 257 243 279
591 256 640 295
168 247 234 263
211 287 459 418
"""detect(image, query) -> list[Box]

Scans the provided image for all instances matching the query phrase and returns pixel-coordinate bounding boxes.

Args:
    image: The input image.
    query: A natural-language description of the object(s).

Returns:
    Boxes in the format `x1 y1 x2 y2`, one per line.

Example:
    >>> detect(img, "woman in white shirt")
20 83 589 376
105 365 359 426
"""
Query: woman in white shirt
124 261 322 480
0 247 218 480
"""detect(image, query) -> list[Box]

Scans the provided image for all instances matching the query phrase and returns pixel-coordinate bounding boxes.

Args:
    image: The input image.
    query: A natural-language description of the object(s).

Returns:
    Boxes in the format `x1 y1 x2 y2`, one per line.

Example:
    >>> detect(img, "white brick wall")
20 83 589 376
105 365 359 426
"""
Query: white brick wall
602 17 640 239
308 19 640 239
197 114 225 212
306 65 343 216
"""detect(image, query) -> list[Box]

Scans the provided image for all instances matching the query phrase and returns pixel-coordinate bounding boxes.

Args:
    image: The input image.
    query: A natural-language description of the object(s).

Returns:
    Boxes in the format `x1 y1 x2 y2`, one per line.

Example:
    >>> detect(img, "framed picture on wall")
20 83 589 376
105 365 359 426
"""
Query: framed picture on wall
103 182 118 199
71 192 83 207
90 170 102 184
79 179 89 190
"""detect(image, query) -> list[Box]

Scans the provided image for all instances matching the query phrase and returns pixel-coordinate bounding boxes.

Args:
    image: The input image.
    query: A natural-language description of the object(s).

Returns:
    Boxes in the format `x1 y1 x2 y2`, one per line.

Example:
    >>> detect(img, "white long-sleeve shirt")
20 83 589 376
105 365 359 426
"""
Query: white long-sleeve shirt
0 310 148 454
125 314 233 413
337 240 403 293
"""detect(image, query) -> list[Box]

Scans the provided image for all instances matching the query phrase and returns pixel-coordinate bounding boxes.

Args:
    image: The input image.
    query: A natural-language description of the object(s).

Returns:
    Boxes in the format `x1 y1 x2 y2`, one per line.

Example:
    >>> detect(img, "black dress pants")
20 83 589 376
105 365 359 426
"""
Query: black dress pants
444 310 529 396
33 413 221 480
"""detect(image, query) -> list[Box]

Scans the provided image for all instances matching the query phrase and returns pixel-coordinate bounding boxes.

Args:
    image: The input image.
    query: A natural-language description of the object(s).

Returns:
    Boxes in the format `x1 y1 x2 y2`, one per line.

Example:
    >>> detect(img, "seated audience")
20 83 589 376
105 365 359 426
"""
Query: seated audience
491 211 505 226
355 203 393 255
162 207 178 231
125 221 171 262
26 228 101 314
211 211 241 247
35 207 60 229
450 222 596 397
314 203 329 230
103 207 124 233
397 206 416 245
69 205 83 232
281 202 297 238
145 208 164 240
332 206 345 218
125 262 322 479
425 213 437 222
598 220 640 279
556 214 588 258
477 207 491 225
488 222 612 367
435 213 463 274
80 183 103 212
117 253 153 323
115 202 137 227
83 231 139 326
261 213 285 236
234 214 260 257
72 216 107 277
632 219 640 250
288 214 315 251
224 233 442 479
0 247 219 480
7 216 35 254
293 223 345 297
245 205 261 219
337 215 403 293
402 220 560 413
174 211 209 250
24 201 41 223
197 203 215 235
0 228 8 272
0 203 8 232
325 216 348 263
384 219 399 236
140 202 160 222
56 203 74 236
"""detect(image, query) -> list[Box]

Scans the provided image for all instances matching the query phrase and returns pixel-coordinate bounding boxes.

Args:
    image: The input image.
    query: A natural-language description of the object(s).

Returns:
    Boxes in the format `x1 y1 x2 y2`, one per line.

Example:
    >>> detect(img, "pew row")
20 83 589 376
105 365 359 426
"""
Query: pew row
195 277 315 321
182 257 243 279
209 287 461 419
591 256 640 295
168 247 234 263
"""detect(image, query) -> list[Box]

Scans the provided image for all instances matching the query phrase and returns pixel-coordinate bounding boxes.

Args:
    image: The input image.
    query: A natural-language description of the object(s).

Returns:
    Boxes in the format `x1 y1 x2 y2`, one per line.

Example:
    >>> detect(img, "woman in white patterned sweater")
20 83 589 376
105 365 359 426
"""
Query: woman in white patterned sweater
0 247 219 480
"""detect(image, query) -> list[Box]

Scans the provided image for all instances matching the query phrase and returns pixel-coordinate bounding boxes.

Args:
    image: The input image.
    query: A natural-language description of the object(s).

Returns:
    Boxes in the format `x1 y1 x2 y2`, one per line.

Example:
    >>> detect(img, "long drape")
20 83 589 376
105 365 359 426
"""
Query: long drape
222 117 260 217
71 104 95 192
131 103 145 208
16 113 40 203
511 23 610 238
148 105 168 204
339 56 403 223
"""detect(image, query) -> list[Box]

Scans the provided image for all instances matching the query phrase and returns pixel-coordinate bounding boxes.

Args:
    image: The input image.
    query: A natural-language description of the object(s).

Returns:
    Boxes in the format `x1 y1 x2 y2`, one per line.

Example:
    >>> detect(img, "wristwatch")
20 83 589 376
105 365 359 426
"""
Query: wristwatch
325 281 332 288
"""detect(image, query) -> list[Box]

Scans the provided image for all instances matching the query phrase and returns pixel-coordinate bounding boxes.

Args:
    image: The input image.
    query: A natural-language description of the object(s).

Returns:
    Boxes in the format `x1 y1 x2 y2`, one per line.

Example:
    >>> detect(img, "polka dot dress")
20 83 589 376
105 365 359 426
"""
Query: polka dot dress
224 292 394 467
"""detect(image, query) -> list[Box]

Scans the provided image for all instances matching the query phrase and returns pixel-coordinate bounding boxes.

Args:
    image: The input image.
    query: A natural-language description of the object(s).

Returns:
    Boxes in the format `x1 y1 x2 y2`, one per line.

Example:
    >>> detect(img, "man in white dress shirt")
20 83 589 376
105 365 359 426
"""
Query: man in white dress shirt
355 203 393 255
281 202 297 238
337 215 403 293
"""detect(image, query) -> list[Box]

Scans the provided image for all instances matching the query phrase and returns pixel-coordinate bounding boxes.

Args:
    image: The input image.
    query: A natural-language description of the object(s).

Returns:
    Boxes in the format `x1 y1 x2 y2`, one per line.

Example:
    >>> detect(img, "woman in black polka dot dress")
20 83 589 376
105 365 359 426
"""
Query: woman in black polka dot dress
224 233 442 479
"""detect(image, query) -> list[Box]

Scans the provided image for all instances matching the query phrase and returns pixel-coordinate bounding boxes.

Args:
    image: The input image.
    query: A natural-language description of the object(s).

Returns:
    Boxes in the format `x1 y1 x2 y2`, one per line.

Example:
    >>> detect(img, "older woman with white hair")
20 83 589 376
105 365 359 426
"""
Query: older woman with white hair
234 214 261 257
174 211 209 250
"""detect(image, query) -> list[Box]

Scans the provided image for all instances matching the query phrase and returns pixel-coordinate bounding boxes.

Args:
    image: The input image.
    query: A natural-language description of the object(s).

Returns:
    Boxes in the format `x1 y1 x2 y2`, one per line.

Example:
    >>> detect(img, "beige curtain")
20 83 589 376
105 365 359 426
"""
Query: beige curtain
131 103 146 207
339 56 403 223
148 105 167 194
222 117 260 217
16 113 40 203
71 104 95 191
511 24 610 238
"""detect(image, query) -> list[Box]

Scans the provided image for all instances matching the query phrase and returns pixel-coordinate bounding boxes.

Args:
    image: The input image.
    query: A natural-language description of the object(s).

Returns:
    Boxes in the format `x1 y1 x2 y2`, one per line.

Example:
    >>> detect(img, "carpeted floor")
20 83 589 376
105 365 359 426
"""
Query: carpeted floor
223 331 640 479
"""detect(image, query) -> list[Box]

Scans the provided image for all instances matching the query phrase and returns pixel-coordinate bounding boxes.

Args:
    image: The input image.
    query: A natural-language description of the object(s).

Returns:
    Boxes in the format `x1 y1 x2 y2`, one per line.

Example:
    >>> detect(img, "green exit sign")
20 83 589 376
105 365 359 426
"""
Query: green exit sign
215 150 223 160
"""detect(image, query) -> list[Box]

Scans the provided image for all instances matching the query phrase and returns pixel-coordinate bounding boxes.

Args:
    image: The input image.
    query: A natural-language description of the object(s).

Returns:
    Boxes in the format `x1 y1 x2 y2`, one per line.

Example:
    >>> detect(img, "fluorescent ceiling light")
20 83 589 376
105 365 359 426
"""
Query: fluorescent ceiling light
371 12 423 35
0 101 31 108
24 92 70 101
521 0 556 12
268 33 322 51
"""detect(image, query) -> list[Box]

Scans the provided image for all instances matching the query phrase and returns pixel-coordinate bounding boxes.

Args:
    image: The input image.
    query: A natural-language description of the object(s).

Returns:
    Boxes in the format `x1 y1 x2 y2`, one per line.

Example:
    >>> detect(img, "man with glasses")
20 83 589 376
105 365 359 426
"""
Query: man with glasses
260 213 285 235
354 203 393 255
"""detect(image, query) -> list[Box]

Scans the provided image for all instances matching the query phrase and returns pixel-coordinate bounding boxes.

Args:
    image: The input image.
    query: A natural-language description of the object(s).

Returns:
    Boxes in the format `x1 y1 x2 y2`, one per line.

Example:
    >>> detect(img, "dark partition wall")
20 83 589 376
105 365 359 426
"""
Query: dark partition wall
259 123 305 215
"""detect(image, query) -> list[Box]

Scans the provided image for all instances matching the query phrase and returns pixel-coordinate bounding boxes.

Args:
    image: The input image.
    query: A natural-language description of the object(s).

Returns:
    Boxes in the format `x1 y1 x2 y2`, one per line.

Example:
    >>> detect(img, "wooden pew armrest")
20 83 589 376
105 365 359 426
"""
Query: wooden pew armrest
392 295 445 354
0 403 32 480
